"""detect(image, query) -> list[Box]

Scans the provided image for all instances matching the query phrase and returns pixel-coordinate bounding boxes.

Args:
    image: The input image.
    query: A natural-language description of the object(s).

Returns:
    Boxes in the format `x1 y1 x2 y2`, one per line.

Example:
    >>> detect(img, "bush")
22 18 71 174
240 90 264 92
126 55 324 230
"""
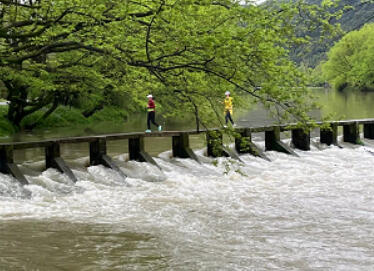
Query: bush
1 105 128 135
20 106 90 129
88 107 128 123
0 119 15 137
53 107 88 125
0 107 15 137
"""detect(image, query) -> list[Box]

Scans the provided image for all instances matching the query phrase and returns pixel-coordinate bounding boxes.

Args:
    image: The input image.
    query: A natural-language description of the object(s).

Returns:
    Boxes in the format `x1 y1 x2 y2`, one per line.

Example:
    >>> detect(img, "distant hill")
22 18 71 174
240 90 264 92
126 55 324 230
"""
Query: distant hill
290 0 374 67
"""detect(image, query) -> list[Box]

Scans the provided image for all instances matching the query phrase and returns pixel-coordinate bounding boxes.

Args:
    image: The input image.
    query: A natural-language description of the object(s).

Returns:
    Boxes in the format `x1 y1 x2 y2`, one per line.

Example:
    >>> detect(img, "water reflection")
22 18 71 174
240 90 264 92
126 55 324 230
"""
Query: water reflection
318 88 374 119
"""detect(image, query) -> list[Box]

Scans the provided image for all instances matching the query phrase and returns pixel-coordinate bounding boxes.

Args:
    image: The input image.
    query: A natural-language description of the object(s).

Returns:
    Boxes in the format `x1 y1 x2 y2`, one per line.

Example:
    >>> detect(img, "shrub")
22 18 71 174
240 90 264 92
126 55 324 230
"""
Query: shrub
20 106 89 129
0 119 15 137
88 107 128 123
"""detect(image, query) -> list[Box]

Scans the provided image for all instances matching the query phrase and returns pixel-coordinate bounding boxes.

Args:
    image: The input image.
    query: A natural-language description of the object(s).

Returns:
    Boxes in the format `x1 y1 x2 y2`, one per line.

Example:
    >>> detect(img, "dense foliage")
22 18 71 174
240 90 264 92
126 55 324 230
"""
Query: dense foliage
322 23 374 91
0 0 340 132
292 0 374 68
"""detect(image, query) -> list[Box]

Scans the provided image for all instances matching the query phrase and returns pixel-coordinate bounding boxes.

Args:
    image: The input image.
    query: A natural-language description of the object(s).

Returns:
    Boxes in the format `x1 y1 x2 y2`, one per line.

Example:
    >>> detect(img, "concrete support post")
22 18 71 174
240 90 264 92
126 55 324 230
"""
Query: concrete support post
265 127 297 156
90 138 107 166
45 142 78 183
90 138 129 181
292 128 310 151
265 127 281 151
364 123 374 139
0 146 28 185
207 131 227 157
128 137 144 161
128 137 160 169
235 129 270 161
343 122 360 144
172 133 199 162
0 145 13 172
320 123 338 146
235 129 252 154
45 142 61 169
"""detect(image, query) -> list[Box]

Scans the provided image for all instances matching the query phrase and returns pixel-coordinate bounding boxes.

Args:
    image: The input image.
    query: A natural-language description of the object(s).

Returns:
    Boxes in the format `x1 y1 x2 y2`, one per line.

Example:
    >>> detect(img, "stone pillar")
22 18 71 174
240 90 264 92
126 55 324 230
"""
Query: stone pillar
320 123 338 146
128 136 145 162
235 129 251 154
89 138 128 182
0 146 13 174
206 130 225 157
172 133 199 162
0 145 29 185
343 122 360 144
235 129 270 161
265 127 281 151
172 133 190 158
291 128 310 151
90 138 107 165
265 127 297 156
45 142 78 183
45 142 60 169
364 123 374 139
128 136 160 168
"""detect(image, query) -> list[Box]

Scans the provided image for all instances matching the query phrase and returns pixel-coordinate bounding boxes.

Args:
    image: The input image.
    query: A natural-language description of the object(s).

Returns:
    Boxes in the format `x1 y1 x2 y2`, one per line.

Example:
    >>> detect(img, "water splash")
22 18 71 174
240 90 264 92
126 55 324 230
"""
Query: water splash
0 140 373 270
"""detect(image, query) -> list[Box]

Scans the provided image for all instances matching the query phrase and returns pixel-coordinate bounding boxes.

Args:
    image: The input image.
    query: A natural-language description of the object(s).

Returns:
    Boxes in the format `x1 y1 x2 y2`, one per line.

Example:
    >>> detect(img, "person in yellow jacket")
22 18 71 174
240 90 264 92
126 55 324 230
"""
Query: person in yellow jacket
224 91 236 127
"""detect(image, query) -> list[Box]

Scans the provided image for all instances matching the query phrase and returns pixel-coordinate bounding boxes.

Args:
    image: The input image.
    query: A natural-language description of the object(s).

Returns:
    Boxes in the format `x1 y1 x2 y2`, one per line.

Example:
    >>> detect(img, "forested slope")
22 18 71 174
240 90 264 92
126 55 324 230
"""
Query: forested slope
291 0 374 67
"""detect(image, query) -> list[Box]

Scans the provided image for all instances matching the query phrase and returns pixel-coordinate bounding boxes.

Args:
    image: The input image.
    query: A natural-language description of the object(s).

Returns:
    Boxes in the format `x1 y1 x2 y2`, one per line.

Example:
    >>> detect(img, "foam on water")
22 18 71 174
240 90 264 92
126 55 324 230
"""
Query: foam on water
0 140 373 270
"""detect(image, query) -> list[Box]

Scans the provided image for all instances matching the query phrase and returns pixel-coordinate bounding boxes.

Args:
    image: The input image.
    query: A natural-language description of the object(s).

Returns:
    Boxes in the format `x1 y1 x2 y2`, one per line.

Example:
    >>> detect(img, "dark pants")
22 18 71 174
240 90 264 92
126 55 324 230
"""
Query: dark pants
147 111 159 129
225 111 234 125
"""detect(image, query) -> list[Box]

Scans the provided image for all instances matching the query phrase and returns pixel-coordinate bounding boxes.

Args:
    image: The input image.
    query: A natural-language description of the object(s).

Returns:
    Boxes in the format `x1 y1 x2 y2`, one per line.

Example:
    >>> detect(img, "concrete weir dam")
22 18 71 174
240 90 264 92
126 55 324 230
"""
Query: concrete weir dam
0 119 373 270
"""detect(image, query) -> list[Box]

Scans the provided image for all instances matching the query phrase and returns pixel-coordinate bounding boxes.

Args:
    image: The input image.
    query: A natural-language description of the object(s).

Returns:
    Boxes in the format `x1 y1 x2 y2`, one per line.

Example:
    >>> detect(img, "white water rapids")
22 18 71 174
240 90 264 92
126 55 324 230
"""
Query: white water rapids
0 138 373 270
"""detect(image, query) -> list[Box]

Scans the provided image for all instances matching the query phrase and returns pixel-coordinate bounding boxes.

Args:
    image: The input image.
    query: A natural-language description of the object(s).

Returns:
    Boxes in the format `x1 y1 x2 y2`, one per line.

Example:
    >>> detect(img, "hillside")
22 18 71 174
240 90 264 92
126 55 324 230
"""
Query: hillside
291 0 374 67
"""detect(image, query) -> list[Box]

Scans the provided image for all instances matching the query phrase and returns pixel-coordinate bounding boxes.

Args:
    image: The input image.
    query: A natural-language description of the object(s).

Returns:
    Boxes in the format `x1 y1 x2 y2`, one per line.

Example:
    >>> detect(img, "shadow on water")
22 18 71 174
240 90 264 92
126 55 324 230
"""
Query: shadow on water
0 220 170 271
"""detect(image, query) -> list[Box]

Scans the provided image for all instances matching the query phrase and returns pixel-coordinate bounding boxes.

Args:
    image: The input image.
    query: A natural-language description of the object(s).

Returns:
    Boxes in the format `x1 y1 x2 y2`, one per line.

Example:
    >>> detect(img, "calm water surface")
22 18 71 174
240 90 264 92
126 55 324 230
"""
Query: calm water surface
0 89 374 270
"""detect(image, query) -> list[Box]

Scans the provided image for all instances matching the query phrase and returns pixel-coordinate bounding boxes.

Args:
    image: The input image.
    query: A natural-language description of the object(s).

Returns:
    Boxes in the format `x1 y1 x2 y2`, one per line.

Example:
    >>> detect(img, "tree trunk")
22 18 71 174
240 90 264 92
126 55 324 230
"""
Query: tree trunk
4 80 54 129
193 105 200 132
6 84 28 128
24 99 59 130
82 103 104 118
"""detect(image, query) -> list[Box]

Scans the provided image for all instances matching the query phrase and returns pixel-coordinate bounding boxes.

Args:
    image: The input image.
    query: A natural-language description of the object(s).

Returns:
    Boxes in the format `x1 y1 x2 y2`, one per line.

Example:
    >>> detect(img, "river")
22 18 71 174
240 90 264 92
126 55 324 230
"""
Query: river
0 88 374 270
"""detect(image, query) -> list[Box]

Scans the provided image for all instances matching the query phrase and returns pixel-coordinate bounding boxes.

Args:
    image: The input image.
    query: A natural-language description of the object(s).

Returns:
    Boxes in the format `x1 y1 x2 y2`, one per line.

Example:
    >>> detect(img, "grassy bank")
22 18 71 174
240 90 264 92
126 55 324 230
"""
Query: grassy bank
0 106 128 137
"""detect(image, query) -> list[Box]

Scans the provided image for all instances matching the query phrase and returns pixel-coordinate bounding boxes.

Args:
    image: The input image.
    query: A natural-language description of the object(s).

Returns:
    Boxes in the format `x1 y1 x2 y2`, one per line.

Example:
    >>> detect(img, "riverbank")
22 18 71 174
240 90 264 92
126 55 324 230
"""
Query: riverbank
0 105 128 138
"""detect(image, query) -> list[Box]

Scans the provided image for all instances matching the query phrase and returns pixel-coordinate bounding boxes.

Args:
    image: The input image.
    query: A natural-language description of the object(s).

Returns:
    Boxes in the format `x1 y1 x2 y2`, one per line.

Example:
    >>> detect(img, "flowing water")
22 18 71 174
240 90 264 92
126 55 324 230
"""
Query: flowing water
1 89 374 270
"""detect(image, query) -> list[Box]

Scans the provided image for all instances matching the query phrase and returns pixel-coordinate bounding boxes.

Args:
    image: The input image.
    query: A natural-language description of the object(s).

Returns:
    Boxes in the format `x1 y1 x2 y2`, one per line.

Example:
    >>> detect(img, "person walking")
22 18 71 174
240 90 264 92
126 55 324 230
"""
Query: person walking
224 91 236 127
146 94 162 133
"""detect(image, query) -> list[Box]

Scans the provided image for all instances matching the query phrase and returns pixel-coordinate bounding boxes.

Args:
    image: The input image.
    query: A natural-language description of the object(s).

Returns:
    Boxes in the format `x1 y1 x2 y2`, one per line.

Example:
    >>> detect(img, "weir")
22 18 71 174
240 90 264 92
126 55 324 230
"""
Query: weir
1 118 374 185
320 123 338 146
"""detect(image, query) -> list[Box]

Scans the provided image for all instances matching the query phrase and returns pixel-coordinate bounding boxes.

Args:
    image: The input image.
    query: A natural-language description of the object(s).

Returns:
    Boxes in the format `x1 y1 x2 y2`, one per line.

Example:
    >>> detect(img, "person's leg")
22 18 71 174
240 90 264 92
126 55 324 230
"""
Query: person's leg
225 111 229 125
150 111 159 127
228 112 234 125
147 112 151 130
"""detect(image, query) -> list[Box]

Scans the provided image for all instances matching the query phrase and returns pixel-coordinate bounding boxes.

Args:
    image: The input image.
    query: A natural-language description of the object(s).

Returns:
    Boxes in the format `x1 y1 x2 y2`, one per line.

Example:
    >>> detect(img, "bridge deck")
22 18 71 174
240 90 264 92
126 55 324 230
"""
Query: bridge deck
1 118 374 186
0 118 374 150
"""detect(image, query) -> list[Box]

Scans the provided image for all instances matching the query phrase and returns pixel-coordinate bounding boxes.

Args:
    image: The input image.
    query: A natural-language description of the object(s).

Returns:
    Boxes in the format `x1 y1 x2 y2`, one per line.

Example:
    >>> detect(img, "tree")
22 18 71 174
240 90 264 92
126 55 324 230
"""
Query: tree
322 23 374 91
0 0 339 130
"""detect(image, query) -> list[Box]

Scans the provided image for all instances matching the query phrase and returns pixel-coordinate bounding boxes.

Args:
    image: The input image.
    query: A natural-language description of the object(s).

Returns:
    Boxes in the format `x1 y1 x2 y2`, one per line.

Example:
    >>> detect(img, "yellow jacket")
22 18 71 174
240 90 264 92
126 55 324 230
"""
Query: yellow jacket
224 97 233 115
